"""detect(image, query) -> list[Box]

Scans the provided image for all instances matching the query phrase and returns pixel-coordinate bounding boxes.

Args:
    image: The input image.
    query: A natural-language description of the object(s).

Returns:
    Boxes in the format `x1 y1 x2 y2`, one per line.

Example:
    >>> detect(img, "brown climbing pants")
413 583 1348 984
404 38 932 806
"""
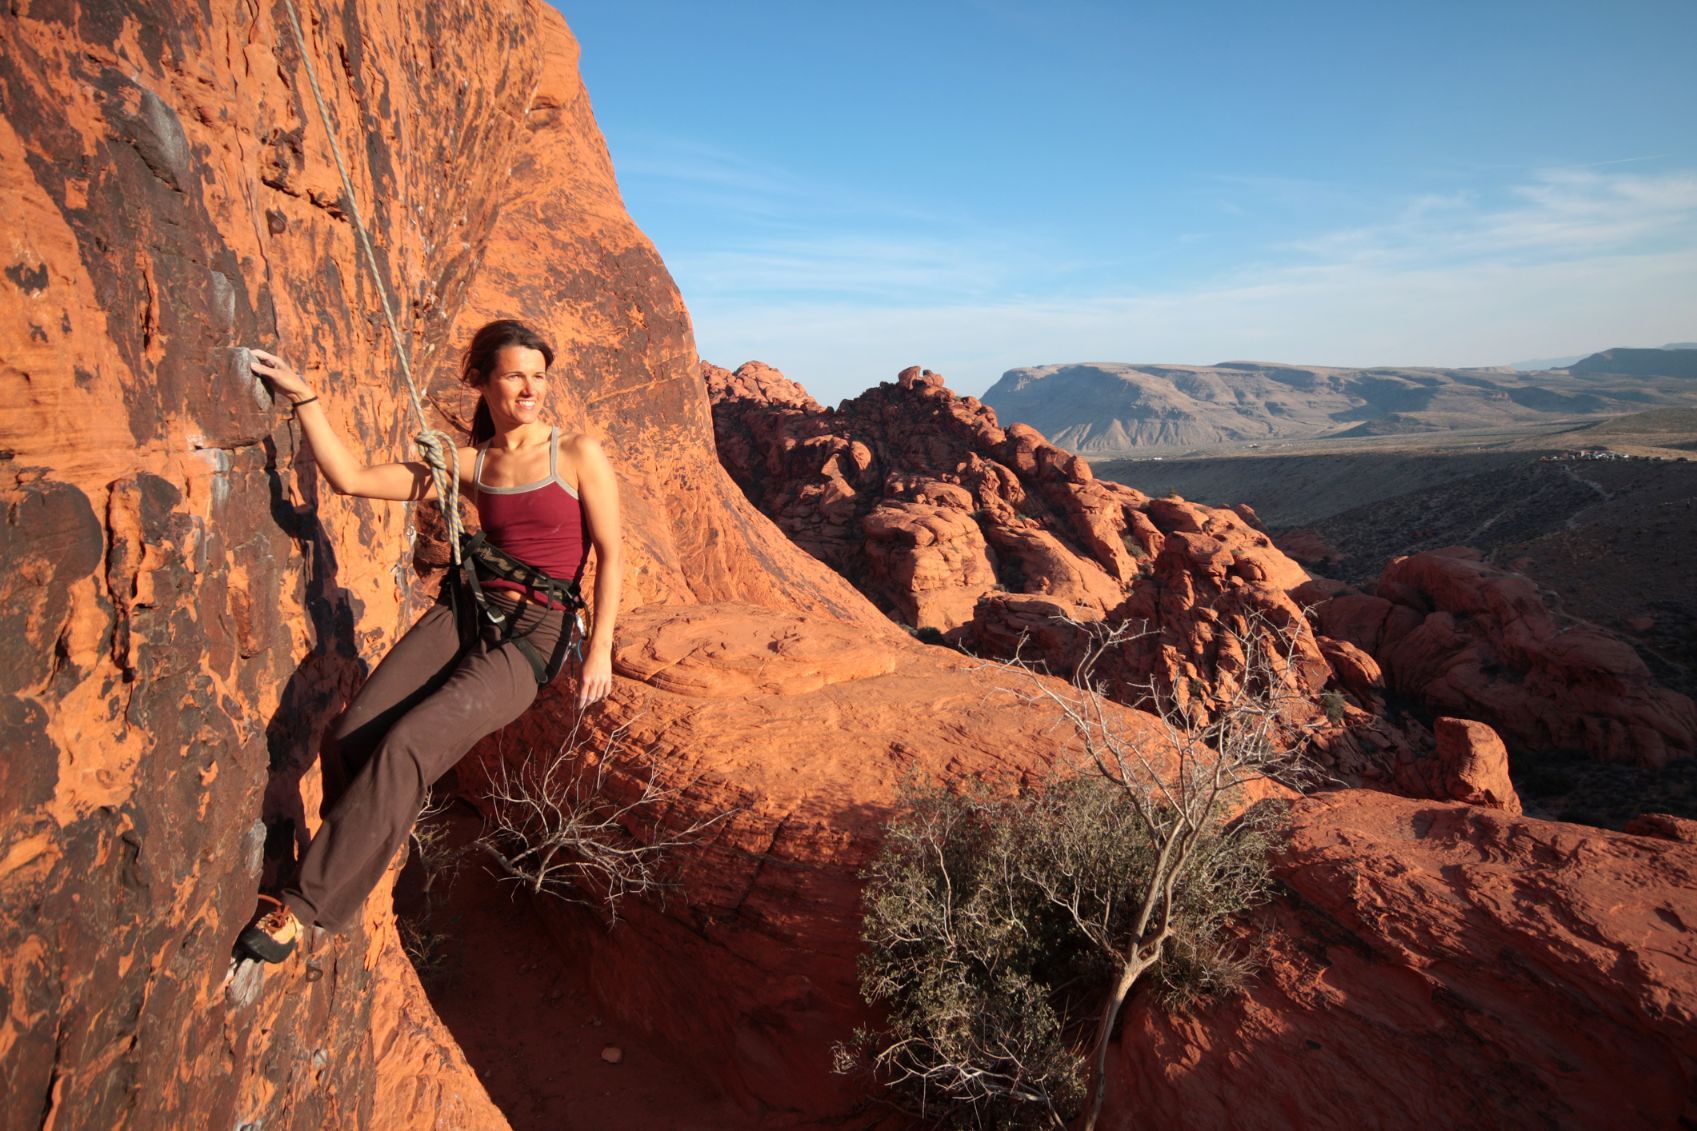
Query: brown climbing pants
282 594 567 931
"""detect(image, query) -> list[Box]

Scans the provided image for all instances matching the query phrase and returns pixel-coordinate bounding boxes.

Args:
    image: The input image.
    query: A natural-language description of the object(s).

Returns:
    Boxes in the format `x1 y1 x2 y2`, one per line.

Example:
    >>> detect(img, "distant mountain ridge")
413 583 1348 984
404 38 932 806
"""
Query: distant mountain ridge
1511 354 1586 372
981 349 1697 452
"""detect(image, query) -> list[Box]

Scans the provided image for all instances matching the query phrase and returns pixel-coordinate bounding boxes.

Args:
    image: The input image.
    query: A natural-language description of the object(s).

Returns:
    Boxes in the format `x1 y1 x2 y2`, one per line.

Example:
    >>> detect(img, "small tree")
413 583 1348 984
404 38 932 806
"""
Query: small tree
843 614 1313 1128
1024 615 1315 1129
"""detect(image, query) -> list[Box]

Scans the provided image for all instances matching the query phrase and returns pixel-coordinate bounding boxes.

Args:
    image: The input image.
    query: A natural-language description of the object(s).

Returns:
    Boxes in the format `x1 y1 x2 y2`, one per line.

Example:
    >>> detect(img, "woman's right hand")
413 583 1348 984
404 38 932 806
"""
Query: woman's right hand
242 345 460 501
248 348 315 403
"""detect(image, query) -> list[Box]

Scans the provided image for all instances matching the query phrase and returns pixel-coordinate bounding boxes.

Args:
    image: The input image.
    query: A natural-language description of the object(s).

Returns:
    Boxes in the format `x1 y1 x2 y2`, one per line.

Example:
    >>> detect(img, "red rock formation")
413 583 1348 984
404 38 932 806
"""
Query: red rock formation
706 361 1131 632
1270 525 1344 571
1108 790 1697 1128
706 360 1338 729
1318 548 1697 767
1427 716 1521 812
1625 812 1697 844
459 602 1181 1114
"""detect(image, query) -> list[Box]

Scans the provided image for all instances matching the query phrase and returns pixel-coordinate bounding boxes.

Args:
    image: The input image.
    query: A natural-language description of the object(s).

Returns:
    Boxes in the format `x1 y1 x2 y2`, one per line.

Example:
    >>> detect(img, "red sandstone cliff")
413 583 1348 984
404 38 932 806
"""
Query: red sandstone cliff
4 3 1695 1130
0 0 870 1123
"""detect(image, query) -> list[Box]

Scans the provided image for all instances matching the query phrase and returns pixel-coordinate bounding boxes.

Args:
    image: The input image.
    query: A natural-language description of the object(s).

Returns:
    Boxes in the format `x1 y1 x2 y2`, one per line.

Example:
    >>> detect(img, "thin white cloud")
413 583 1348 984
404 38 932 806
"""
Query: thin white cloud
1287 169 1697 263
676 234 1006 298
685 165 1697 405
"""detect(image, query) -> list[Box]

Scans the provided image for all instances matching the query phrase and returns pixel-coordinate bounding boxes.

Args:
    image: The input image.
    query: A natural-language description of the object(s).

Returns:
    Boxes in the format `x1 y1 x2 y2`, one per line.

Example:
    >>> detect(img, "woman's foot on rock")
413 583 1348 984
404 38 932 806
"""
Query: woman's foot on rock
238 895 302 963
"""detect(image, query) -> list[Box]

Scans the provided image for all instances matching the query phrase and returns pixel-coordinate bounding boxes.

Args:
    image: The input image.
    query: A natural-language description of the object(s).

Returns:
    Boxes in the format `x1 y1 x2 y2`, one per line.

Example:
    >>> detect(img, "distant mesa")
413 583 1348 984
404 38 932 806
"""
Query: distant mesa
1565 346 1697 379
1515 342 1695 371
981 351 1697 453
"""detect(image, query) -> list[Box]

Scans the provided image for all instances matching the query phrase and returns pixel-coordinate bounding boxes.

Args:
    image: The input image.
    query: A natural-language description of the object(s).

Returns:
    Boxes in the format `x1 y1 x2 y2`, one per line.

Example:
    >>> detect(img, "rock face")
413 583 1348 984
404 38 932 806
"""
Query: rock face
1317 548 1697 767
1 0 555 1122
0 1 874 1124
981 360 1697 452
1109 790 1697 1128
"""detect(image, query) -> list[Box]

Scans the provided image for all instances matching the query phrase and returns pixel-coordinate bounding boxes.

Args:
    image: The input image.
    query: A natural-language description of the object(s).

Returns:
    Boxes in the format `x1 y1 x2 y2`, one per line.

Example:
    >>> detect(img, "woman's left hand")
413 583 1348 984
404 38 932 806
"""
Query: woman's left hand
577 646 613 711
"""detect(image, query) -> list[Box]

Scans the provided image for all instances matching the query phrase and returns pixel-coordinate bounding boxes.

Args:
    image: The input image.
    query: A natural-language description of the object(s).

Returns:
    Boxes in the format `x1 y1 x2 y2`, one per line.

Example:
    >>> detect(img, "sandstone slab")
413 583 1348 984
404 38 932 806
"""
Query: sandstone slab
1108 789 1697 1128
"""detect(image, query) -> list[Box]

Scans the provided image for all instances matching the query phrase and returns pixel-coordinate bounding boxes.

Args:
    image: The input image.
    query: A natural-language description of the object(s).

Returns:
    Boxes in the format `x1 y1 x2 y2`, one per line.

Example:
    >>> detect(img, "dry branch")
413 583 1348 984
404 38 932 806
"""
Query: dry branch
474 715 734 925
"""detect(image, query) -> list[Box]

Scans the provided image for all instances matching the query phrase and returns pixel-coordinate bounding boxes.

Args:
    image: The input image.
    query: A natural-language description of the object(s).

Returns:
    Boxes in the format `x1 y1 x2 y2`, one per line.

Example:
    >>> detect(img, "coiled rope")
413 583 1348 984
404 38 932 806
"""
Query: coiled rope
278 0 463 562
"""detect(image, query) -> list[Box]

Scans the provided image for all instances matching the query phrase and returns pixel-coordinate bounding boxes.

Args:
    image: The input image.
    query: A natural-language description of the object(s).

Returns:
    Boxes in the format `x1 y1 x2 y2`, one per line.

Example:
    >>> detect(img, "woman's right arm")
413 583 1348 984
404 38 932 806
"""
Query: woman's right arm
249 348 463 501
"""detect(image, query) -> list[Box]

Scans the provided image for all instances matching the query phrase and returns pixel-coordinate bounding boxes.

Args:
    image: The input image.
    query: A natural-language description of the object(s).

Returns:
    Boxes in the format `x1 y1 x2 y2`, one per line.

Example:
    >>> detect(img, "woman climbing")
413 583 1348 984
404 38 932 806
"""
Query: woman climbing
236 319 622 963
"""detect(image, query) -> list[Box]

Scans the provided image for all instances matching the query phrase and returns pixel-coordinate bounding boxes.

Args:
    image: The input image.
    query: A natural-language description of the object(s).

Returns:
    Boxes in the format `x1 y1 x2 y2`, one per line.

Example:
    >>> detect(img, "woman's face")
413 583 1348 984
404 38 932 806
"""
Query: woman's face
481 345 550 429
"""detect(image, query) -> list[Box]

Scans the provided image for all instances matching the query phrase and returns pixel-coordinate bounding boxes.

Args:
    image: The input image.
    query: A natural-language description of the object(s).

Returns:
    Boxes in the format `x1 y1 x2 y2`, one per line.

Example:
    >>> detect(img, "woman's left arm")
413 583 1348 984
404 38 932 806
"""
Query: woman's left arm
572 434 622 709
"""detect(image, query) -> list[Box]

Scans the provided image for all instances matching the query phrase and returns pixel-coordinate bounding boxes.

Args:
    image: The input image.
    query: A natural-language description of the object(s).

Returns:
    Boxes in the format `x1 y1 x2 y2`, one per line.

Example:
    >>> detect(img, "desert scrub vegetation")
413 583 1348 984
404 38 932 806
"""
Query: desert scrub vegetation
391 716 733 945
396 790 466 983
475 718 734 925
1320 688 1348 724
838 617 1312 1129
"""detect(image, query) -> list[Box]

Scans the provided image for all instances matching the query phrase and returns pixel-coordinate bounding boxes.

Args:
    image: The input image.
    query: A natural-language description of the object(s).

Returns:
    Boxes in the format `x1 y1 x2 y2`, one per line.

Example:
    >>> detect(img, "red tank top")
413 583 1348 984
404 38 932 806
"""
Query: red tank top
472 427 589 605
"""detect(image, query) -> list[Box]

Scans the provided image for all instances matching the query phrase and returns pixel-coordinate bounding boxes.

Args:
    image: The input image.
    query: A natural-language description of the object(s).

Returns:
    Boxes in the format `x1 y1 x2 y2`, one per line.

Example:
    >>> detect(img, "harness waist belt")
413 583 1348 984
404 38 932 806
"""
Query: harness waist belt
452 532 585 685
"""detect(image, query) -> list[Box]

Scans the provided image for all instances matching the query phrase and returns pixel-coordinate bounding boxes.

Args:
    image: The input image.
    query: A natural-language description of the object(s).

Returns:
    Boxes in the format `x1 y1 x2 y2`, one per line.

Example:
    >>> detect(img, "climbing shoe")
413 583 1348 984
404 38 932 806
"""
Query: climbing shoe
238 895 302 963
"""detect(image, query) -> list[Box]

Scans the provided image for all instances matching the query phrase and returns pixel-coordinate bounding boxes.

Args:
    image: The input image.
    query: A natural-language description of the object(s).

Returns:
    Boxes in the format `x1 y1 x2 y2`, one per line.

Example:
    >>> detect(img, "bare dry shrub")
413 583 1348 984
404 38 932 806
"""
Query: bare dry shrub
841 613 1312 1129
396 913 452 980
407 789 464 895
395 790 467 984
474 717 733 925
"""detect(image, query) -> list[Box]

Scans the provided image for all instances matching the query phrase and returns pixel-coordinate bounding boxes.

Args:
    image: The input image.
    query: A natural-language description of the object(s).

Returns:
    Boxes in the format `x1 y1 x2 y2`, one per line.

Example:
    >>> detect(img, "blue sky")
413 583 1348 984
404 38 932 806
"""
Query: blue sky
555 1 1697 405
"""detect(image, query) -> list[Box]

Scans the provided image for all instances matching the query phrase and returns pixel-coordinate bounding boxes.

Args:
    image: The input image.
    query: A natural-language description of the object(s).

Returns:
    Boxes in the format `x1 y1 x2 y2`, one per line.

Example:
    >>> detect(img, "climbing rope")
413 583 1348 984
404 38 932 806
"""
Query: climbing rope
277 0 463 562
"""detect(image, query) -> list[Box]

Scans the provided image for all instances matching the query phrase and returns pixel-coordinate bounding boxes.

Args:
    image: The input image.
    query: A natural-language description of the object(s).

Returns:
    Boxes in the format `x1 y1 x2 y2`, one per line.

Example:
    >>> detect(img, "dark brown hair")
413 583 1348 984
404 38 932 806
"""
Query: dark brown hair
461 319 555 445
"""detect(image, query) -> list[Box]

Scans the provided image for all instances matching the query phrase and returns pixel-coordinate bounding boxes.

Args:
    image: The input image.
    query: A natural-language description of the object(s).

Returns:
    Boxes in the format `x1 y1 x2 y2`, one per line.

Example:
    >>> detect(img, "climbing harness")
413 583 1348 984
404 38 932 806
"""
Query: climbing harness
456 532 587 685
276 0 587 684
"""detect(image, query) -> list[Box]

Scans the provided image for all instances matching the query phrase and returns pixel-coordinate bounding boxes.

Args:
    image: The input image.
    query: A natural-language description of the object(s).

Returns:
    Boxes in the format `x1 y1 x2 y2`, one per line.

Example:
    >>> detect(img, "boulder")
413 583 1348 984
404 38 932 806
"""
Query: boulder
1348 550 1697 766
1428 716 1522 812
